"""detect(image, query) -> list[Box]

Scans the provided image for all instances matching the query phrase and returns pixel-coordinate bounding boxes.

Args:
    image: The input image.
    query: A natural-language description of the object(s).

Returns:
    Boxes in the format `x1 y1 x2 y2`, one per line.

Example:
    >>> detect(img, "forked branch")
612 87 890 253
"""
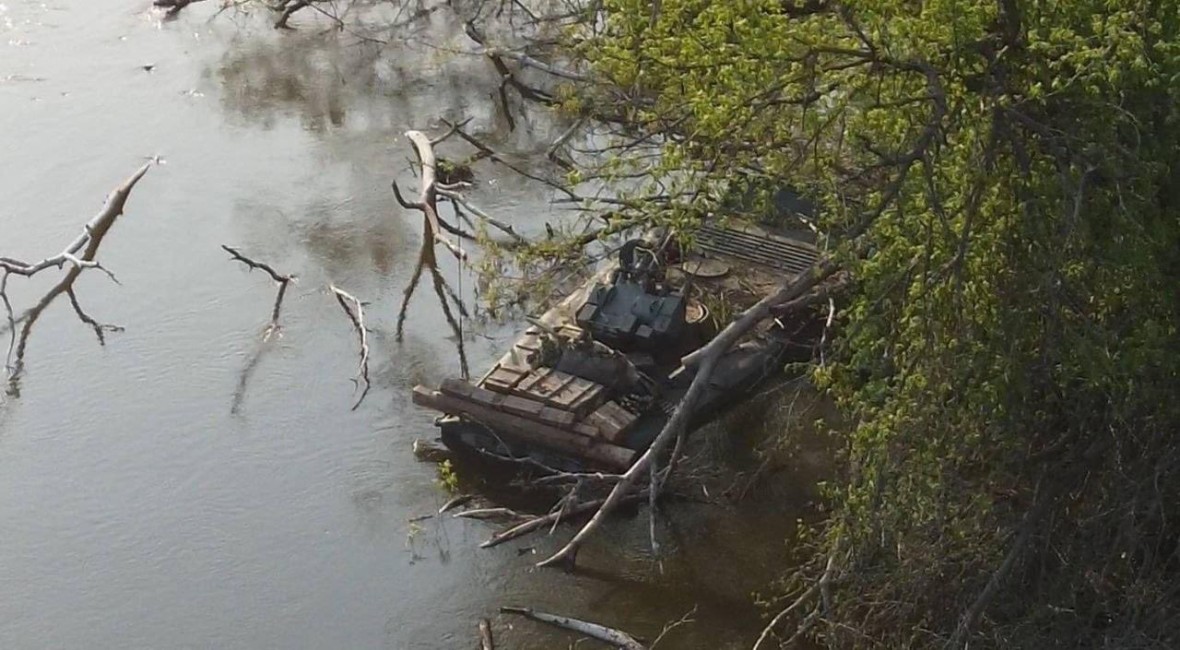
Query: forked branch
2 161 152 384
222 244 295 340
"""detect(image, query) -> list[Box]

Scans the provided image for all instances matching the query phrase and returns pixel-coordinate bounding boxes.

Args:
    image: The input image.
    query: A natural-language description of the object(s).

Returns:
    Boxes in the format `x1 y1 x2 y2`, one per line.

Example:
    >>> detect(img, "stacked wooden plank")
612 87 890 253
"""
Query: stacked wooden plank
512 368 605 419
411 385 635 471
584 401 639 444
434 362 639 444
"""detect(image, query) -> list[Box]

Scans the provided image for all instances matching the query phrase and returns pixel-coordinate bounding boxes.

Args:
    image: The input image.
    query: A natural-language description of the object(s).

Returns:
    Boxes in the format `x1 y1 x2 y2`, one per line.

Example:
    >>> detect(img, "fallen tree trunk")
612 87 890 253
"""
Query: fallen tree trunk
500 606 646 650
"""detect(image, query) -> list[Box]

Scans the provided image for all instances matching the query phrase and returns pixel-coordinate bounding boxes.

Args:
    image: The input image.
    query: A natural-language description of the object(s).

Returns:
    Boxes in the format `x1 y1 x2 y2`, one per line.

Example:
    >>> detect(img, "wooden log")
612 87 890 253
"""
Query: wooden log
440 379 577 427
438 494 473 514
452 507 524 521
500 607 646 650
413 386 635 471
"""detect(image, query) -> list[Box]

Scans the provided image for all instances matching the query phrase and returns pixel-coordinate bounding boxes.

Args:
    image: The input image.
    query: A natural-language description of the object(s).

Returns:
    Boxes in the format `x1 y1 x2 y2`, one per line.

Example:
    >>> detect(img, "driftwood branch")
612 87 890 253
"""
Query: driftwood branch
394 128 472 379
222 245 295 340
500 607 646 650
752 550 839 650
405 129 468 262
222 245 296 414
438 493 474 514
452 507 525 521
439 119 579 201
2 161 152 384
479 618 495 650
480 491 645 549
436 189 527 244
330 285 371 410
273 0 310 29
651 606 697 648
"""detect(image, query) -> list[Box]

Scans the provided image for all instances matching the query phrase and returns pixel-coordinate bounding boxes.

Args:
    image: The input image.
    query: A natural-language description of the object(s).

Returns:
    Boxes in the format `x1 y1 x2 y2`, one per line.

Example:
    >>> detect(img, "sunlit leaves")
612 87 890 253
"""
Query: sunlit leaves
573 0 1180 644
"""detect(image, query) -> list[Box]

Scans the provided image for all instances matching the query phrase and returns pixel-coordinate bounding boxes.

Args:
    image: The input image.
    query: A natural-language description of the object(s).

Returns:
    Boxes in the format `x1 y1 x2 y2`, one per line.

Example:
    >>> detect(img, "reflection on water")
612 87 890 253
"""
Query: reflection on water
0 3 827 649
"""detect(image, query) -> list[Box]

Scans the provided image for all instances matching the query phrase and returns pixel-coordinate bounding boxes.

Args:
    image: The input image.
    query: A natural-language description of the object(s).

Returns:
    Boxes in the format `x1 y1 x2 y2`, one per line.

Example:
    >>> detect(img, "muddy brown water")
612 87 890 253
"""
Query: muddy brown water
0 3 827 648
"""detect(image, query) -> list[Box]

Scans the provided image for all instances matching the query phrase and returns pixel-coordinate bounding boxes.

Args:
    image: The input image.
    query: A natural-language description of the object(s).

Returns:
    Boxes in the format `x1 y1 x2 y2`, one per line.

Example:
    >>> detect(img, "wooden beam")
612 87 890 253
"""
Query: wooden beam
412 386 635 471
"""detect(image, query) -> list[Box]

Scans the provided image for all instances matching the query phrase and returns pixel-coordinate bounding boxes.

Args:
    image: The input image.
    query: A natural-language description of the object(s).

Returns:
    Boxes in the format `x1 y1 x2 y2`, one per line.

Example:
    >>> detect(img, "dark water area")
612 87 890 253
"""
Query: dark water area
0 2 827 647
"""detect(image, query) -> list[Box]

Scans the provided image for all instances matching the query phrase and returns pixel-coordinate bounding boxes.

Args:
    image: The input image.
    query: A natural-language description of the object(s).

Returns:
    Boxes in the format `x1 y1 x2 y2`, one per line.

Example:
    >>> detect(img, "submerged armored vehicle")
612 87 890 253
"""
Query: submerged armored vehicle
412 224 820 472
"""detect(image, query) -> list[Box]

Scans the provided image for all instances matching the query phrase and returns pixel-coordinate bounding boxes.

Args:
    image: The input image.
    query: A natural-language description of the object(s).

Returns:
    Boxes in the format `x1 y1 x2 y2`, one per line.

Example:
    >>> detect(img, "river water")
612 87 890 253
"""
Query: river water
0 3 825 648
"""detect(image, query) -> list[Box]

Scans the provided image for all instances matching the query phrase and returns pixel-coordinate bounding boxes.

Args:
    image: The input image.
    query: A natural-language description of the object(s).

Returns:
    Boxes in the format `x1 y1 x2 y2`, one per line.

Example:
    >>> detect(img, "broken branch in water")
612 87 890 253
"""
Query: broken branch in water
478 618 495 650
438 493 474 514
222 245 295 341
500 607 646 650
751 550 839 650
439 119 579 202
436 189 526 245
394 128 471 379
452 507 525 521
651 606 697 648
404 129 468 262
1 161 152 387
480 491 646 549
222 245 296 415
330 285 371 410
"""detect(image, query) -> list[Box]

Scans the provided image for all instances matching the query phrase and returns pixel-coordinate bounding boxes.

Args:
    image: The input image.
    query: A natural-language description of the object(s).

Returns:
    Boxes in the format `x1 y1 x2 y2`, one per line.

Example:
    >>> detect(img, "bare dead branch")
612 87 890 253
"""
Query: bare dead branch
463 20 587 81
0 162 151 278
480 491 646 549
438 494 475 514
547 117 586 171
452 507 525 521
500 607 646 650
330 285 371 410
436 189 527 244
430 117 472 146
440 119 579 201
651 606 697 648
66 288 122 345
405 129 468 261
222 245 295 339
752 552 839 650
479 618 495 650
273 0 310 29
3 161 152 384
391 180 423 210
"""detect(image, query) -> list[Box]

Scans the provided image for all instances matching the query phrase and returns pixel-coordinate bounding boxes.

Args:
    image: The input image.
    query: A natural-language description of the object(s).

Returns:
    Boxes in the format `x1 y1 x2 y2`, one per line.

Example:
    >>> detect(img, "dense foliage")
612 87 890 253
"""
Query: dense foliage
569 0 1180 647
